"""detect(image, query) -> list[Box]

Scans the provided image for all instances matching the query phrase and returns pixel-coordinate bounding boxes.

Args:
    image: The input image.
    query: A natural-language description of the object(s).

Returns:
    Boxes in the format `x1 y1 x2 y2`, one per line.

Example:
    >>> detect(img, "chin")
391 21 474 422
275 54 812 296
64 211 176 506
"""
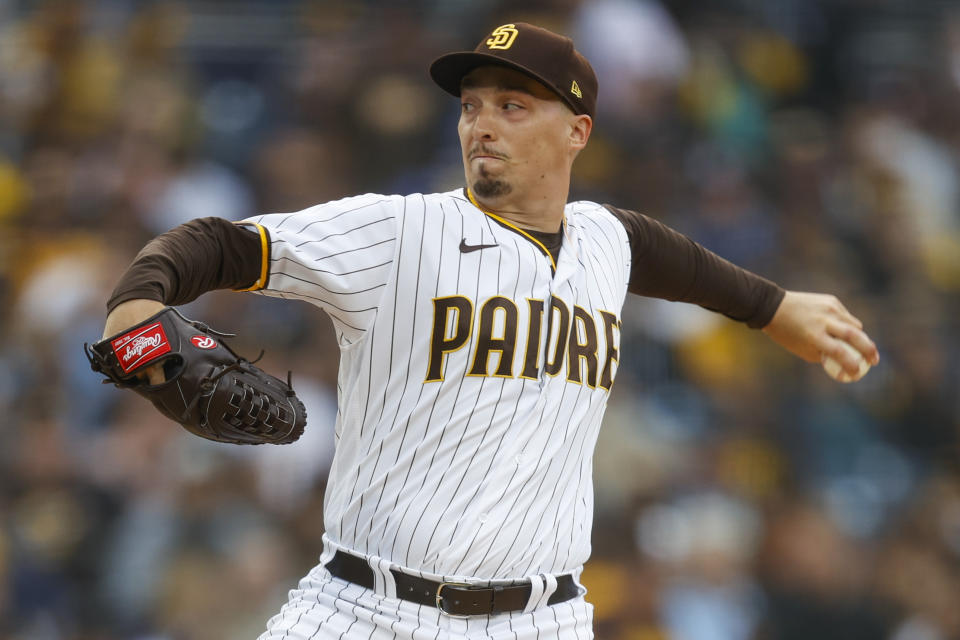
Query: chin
472 178 512 199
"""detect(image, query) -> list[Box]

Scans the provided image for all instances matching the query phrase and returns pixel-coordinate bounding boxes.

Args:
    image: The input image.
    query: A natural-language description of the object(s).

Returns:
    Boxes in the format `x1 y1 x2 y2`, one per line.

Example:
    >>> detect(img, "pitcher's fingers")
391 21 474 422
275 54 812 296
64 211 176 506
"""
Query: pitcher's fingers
820 336 862 375
827 296 863 330
826 320 879 366
143 363 166 385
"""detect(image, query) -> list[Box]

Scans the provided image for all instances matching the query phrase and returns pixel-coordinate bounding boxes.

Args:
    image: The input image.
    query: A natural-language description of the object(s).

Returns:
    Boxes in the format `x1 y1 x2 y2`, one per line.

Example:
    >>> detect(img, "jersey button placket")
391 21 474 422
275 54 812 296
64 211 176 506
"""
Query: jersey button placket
539 225 581 387
538 295 550 388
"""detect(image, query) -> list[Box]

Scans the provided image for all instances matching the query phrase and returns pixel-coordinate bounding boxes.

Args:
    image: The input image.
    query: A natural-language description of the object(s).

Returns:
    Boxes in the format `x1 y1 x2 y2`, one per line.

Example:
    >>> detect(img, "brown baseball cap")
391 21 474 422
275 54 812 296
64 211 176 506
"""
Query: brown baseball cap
430 22 598 119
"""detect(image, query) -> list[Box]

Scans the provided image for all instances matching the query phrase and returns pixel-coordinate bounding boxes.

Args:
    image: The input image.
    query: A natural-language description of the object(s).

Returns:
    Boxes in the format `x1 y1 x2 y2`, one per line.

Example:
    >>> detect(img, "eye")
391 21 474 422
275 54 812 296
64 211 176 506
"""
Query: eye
503 102 523 111
461 102 476 113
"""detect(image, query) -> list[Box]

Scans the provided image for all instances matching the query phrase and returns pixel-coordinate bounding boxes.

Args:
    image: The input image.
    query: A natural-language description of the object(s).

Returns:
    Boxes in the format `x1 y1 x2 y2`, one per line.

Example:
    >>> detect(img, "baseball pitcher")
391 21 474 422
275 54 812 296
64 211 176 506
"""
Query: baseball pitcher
88 23 879 639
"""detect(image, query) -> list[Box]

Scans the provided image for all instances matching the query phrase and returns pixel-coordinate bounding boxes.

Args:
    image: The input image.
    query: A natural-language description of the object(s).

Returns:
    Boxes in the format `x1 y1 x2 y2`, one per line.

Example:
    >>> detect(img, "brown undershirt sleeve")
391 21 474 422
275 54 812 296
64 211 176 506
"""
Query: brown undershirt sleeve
603 205 785 329
106 217 266 313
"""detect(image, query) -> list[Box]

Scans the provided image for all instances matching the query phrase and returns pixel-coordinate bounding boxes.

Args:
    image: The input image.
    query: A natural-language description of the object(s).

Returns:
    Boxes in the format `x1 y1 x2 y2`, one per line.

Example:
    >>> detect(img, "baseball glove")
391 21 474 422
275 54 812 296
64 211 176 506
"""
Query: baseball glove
84 307 306 445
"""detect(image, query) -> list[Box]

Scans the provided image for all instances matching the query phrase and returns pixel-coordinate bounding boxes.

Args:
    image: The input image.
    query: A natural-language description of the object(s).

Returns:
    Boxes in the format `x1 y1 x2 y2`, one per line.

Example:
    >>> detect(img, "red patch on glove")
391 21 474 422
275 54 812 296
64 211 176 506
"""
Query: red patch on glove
111 322 171 374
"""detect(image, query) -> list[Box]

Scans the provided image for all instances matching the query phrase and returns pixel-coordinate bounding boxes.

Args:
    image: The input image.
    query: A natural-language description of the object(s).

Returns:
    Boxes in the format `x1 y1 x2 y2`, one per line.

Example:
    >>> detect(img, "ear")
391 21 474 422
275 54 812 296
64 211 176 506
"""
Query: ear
568 114 592 153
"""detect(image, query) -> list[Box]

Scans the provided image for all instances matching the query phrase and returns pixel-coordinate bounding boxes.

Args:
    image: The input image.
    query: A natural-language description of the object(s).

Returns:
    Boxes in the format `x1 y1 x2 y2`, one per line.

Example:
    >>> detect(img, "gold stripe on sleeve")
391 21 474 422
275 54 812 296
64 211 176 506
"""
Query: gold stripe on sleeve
233 222 270 292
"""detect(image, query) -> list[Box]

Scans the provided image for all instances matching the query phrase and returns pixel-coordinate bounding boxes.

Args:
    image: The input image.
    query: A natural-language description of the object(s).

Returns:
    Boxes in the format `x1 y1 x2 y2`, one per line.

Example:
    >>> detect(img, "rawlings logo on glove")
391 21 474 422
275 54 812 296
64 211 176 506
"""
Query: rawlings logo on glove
84 307 307 445
112 322 171 372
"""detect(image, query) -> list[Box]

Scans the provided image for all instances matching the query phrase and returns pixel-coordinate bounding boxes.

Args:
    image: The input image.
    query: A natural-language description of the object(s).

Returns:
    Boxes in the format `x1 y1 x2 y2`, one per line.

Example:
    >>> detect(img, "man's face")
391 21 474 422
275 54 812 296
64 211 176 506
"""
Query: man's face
457 66 584 202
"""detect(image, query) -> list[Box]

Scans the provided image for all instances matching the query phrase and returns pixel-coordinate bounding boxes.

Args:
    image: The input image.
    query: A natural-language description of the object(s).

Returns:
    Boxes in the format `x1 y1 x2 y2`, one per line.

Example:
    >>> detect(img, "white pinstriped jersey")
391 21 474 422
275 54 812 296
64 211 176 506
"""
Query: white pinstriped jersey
245 188 631 581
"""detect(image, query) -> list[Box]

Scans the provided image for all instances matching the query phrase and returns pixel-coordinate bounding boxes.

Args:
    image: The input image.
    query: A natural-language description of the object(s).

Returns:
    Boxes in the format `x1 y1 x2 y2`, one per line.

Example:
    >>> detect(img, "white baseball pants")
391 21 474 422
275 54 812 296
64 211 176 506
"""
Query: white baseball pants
258 563 594 639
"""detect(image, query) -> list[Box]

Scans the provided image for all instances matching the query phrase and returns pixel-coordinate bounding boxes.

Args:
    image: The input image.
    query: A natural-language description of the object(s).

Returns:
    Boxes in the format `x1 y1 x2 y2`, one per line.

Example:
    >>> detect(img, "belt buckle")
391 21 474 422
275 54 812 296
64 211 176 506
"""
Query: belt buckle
435 581 474 618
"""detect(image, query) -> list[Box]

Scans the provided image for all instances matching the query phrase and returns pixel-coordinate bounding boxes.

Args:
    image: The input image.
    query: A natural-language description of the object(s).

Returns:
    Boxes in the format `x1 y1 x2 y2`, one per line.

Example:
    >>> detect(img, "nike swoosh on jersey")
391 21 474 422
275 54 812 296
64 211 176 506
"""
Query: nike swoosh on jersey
459 239 499 253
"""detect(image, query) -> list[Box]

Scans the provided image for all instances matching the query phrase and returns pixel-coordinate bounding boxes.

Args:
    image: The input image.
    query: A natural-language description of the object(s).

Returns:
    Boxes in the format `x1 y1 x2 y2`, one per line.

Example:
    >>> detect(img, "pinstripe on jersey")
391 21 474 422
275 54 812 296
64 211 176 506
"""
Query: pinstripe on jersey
244 188 631 582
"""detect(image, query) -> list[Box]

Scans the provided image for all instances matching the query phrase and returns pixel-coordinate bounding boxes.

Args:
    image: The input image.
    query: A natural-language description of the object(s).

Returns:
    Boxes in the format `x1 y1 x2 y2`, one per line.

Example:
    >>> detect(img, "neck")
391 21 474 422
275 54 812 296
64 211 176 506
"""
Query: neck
466 183 568 233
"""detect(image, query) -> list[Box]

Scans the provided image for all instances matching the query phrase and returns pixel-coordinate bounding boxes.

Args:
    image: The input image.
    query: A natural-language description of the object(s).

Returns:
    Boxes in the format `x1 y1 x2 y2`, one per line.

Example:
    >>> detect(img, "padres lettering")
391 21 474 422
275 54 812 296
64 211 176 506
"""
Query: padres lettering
486 24 519 50
426 295 621 390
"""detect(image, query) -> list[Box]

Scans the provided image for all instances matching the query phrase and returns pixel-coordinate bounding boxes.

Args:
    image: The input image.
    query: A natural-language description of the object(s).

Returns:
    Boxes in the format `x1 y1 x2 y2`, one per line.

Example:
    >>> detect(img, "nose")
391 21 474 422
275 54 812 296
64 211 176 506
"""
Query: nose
468 105 497 141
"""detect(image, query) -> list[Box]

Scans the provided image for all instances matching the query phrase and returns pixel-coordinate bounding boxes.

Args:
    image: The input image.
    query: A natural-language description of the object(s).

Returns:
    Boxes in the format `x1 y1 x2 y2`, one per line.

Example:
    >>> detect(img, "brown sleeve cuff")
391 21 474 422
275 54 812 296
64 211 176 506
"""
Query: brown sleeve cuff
604 204 785 329
748 283 786 329
106 217 265 313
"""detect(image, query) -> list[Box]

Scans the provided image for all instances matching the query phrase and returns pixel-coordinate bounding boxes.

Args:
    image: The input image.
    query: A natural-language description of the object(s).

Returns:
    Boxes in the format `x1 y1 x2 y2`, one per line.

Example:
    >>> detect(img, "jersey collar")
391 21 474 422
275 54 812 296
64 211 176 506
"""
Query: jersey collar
464 187 564 272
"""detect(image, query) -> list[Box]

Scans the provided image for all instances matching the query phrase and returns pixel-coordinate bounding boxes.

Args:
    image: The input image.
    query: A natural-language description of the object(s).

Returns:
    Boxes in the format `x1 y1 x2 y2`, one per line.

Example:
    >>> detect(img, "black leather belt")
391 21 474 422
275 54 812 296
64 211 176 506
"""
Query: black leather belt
324 550 581 617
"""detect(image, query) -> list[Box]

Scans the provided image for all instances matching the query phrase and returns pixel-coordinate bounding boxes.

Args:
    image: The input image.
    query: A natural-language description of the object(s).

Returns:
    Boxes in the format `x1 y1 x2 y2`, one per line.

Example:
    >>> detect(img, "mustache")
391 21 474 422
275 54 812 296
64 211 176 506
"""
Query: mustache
468 145 508 161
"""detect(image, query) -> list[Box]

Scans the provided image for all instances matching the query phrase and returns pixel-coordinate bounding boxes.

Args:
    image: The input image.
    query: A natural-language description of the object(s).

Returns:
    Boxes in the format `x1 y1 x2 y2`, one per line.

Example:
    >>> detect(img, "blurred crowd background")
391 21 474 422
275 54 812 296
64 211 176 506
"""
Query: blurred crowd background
1 0 959 638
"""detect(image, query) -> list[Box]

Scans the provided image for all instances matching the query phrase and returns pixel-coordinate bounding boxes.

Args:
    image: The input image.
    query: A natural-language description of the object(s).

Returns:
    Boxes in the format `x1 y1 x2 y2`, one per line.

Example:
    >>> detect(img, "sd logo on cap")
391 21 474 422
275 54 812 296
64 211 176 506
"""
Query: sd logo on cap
486 24 519 50
430 22 598 119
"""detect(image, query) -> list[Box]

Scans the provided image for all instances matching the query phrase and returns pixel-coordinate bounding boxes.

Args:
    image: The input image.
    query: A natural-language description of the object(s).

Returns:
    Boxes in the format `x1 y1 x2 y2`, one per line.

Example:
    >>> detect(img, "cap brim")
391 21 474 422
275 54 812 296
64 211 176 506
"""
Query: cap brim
430 51 561 101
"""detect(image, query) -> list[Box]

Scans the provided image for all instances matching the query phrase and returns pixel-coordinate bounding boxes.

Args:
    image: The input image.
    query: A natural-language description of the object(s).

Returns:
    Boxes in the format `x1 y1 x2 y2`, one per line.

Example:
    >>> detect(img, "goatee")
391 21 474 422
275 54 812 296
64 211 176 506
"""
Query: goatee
472 177 512 199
